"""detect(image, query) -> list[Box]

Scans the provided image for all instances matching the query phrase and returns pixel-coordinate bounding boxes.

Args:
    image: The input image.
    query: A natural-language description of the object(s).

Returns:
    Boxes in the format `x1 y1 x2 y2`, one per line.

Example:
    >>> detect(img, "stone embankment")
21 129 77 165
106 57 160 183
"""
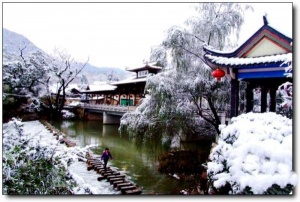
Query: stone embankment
40 120 76 147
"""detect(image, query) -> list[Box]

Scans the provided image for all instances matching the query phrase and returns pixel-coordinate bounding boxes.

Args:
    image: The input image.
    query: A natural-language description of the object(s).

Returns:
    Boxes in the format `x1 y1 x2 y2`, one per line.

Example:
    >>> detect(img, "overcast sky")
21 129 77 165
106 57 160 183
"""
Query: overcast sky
2 2 293 69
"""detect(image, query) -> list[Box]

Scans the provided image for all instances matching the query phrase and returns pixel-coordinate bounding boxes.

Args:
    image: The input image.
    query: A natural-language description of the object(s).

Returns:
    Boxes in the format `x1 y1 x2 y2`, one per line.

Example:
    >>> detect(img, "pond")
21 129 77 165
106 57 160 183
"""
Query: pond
50 119 211 194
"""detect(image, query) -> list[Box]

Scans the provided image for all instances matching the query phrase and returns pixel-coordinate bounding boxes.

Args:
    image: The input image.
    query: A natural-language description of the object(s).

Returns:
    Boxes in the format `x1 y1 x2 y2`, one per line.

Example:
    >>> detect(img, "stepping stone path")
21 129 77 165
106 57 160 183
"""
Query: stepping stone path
39 120 142 194
86 155 142 195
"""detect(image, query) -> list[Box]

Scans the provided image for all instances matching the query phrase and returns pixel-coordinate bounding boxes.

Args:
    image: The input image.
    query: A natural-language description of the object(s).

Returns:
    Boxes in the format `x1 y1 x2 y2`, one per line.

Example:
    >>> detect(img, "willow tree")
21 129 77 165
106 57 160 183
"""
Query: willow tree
120 3 253 145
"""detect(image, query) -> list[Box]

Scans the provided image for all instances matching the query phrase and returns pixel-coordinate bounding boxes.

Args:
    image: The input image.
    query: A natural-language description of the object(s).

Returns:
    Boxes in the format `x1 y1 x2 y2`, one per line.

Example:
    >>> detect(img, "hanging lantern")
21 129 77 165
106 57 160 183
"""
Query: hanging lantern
211 68 225 81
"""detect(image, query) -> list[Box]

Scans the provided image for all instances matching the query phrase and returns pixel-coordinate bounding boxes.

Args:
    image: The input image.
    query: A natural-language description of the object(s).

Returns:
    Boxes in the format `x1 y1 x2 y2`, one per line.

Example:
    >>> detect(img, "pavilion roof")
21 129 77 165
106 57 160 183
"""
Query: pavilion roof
110 76 147 85
125 62 162 72
203 22 292 59
80 83 117 93
205 52 291 67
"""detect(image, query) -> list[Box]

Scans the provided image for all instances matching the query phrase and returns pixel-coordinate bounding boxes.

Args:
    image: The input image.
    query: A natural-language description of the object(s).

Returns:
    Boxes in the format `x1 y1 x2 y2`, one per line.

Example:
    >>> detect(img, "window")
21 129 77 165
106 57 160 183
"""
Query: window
138 70 148 78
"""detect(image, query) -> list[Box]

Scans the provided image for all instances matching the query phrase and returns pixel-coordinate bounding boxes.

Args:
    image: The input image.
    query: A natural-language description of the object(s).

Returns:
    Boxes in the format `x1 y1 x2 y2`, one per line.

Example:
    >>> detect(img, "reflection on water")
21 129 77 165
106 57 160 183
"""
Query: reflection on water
50 120 182 194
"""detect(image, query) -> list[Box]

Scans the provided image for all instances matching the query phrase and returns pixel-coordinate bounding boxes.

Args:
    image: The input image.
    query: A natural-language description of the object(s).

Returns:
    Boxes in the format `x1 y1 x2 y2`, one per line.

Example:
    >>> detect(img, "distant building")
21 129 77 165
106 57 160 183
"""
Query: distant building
79 63 162 106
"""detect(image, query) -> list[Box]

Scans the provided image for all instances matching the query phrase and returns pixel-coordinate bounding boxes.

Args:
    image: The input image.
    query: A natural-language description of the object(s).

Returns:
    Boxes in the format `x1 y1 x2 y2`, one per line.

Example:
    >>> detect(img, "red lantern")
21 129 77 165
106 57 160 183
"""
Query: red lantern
211 68 225 81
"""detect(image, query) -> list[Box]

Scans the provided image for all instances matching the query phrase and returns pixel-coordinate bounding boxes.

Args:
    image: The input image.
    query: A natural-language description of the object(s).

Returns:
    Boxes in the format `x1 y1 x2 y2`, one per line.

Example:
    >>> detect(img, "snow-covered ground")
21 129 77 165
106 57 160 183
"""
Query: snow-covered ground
69 161 120 194
2 119 119 195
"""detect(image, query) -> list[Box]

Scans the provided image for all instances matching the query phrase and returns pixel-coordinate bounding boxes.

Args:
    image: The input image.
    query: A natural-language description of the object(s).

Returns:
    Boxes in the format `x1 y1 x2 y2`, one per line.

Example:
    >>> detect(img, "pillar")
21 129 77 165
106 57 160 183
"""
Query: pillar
246 83 253 113
261 87 267 113
230 78 239 118
103 112 120 125
269 88 276 112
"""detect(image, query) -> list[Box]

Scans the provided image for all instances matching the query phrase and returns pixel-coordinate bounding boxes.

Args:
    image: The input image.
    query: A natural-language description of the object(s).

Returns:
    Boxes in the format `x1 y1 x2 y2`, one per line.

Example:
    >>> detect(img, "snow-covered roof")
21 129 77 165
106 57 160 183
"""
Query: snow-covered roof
90 96 104 100
80 84 117 93
203 43 239 55
110 76 147 85
50 83 81 94
125 63 162 72
205 53 292 67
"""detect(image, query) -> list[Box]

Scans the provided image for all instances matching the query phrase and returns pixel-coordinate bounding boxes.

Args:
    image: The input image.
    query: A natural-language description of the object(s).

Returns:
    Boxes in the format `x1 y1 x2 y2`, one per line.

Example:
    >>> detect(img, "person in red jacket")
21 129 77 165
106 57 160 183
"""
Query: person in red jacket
101 147 113 170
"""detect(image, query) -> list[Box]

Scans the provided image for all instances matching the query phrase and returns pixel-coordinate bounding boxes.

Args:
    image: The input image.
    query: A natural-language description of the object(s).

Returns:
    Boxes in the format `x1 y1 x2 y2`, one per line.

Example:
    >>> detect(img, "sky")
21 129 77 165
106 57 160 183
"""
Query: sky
2 1 294 70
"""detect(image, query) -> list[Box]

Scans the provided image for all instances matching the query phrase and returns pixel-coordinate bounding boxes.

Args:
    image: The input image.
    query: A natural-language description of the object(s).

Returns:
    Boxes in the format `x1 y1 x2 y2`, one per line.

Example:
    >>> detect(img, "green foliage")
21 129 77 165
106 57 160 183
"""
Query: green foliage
239 184 294 195
2 119 76 195
3 157 74 195
264 184 294 195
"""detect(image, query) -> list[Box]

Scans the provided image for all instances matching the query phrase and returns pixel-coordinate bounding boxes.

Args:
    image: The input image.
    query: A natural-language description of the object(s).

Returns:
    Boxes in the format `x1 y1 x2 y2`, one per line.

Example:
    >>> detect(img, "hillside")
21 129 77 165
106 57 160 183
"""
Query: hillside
3 28 130 84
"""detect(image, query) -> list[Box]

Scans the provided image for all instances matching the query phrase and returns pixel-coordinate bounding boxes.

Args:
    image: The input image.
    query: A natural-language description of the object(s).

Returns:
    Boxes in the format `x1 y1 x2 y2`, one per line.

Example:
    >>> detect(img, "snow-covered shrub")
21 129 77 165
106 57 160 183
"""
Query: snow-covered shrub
277 49 293 119
276 82 292 119
2 118 76 194
207 112 297 194
62 110 76 119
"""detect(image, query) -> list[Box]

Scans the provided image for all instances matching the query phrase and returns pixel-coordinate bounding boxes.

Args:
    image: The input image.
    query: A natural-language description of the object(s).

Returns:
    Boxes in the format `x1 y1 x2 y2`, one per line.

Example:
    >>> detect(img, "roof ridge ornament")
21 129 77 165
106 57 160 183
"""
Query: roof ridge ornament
263 14 269 25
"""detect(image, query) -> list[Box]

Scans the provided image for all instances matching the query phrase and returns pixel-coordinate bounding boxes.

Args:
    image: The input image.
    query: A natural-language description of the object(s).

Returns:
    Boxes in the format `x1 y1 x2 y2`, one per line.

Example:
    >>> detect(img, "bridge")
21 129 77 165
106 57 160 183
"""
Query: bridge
82 103 137 116
65 103 137 124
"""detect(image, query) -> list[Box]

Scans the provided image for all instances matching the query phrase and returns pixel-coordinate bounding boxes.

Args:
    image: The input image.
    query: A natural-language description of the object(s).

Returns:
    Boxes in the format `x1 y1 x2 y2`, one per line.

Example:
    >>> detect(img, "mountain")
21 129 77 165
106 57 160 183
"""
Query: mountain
80 63 131 82
3 28 130 83
3 28 45 56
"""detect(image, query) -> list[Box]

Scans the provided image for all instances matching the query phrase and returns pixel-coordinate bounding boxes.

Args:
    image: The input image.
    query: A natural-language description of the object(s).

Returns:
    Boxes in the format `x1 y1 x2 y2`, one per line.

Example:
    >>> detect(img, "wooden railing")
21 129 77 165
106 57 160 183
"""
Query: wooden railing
81 103 137 113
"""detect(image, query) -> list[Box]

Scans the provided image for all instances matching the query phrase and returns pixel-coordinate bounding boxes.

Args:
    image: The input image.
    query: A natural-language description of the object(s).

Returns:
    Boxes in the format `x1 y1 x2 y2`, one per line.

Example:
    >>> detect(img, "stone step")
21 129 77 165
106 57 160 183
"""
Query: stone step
86 159 98 165
101 170 114 174
97 176 106 181
85 154 142 194
103 172 120 177
113 180 128 188
120 185 137 194
125 188 142 195
89 161 103 165
109 178 126 184
98 168 112 174
91 162 104 166
116 182 133 190
87 165 94 171
107 175 125 180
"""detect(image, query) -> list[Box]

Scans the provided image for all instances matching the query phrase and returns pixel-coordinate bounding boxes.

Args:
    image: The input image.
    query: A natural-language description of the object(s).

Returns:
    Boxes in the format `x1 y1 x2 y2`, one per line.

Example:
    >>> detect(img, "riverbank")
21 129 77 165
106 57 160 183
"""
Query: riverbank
3 118 211 195
2 119 119 194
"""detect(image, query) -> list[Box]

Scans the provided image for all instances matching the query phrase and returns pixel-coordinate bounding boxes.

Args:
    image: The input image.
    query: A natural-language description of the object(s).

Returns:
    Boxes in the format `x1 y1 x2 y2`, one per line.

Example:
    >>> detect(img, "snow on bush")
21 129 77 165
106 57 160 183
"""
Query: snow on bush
207 112 297 194
62 109 76 119
2 118 97 194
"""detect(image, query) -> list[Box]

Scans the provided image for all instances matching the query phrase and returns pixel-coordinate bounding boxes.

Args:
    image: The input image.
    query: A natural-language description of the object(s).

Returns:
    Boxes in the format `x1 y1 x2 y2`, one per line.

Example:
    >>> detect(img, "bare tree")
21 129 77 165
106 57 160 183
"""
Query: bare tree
44 49 89 117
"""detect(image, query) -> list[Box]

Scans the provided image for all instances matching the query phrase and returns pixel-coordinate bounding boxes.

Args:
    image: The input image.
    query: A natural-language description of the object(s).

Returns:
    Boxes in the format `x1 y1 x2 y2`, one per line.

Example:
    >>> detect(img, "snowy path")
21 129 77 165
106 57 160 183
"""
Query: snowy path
4 120 119 195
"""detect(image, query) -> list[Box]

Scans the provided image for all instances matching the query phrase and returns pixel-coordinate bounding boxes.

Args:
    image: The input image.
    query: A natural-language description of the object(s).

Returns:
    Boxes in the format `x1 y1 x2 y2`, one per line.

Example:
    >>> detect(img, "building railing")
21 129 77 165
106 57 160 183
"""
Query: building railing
81 103 137 113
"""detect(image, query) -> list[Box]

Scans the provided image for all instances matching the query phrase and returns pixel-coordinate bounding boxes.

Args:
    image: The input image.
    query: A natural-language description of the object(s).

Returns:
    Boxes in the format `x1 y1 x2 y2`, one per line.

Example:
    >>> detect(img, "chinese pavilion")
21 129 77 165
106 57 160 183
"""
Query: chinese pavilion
203 16 292 118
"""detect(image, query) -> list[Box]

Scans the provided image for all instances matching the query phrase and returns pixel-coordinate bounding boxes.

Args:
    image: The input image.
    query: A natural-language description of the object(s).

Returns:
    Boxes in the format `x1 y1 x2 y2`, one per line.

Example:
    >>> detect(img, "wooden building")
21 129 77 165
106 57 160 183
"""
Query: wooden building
203 16 292 118
80 83 117 105
110 63 162 106
81 63 162 106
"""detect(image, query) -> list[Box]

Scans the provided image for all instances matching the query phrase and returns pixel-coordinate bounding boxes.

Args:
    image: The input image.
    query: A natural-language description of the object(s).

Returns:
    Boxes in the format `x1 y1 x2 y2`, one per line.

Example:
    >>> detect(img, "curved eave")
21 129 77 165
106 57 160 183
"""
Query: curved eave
113 80 146 86
80 89 117 94
203 53 291 69
126 65 162 72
